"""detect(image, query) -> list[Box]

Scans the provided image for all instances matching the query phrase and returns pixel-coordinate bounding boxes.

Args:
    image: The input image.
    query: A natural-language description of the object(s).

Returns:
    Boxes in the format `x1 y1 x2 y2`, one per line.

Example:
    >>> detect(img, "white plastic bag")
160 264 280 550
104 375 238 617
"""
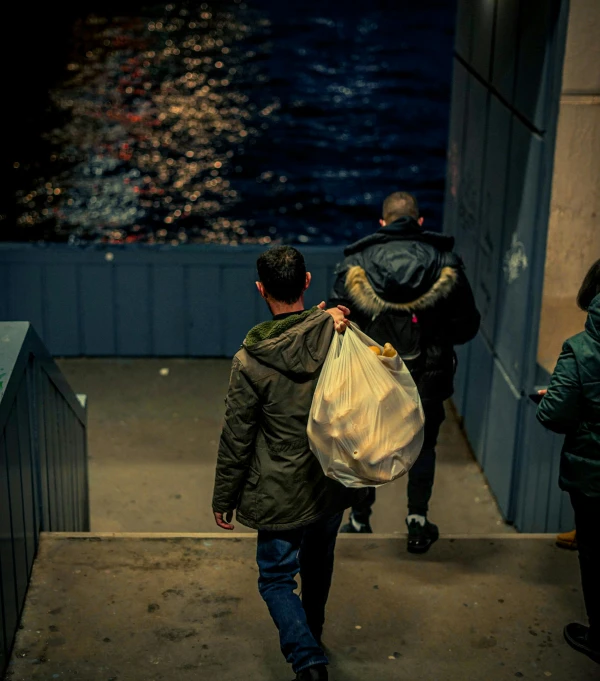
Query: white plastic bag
307 325 425 488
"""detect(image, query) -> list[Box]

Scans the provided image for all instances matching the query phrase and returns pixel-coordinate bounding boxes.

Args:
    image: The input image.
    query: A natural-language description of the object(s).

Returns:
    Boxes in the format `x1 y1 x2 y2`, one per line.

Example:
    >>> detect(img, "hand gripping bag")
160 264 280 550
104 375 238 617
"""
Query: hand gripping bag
307 325 425 488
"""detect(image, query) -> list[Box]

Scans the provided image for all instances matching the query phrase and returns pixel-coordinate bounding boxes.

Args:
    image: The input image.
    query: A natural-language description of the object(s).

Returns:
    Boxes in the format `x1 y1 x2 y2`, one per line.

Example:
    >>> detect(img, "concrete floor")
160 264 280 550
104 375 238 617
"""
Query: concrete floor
57 359 514 535
7 534 597 681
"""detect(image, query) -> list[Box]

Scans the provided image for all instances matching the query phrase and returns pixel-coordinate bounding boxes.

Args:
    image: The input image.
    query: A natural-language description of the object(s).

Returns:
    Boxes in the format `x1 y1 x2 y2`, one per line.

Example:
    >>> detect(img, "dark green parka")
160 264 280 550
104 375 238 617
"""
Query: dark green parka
537 294 600 497
212 308 353 530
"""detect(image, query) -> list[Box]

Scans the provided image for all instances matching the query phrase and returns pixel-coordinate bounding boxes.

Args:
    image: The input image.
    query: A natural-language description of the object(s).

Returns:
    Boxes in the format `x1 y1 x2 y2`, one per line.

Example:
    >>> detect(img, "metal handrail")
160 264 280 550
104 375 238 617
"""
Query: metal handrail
0 322 89 677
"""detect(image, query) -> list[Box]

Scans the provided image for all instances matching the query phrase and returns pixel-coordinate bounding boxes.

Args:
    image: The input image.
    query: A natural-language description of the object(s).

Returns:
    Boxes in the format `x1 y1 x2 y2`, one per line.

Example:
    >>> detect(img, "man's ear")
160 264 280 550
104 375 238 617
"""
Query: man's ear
304 272 312 292
418 217 425 227
379 219 386 228
256 281 267 299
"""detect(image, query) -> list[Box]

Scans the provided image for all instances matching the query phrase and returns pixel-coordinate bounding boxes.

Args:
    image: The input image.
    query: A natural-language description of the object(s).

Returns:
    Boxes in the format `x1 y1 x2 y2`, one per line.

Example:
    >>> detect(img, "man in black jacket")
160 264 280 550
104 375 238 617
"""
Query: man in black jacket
328 191 480 553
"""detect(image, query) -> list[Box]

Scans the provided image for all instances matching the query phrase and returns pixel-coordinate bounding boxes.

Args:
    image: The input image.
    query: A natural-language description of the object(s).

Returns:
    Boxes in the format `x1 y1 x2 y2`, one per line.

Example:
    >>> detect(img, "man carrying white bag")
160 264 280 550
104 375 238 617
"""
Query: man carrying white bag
308 325 425 488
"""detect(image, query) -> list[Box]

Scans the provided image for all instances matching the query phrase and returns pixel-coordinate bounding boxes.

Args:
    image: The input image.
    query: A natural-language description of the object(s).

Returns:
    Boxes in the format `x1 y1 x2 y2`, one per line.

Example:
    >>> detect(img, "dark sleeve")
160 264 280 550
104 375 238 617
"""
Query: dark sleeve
537 342 581 435
212 357 261 513
442 266 481 346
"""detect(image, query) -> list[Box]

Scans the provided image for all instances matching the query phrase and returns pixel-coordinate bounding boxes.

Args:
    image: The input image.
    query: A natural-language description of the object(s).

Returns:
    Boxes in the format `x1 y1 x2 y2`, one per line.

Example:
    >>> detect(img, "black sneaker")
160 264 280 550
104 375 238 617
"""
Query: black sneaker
564 623 600 664
406 517 439 554
339 515 372 534
295 664 328 680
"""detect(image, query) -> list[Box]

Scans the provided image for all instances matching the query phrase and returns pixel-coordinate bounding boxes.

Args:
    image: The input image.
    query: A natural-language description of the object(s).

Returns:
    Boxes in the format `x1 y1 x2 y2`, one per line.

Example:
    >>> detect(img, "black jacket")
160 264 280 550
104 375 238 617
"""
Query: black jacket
328 217 481 401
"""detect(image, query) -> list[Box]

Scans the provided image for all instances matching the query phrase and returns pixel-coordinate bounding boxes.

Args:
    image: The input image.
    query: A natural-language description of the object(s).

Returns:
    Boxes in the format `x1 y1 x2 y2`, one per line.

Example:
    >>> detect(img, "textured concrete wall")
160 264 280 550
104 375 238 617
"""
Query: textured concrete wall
538 0 600 372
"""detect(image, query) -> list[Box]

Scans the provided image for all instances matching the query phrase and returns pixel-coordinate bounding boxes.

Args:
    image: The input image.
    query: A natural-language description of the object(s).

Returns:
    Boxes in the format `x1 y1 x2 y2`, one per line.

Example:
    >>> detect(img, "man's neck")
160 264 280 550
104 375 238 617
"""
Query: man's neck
268 298 305 317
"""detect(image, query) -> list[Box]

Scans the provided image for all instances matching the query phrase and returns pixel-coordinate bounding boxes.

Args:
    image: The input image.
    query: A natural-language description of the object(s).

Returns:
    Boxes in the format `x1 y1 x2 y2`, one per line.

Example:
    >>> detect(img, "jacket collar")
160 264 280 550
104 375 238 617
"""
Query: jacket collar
343 216 455 257
244 307 316 346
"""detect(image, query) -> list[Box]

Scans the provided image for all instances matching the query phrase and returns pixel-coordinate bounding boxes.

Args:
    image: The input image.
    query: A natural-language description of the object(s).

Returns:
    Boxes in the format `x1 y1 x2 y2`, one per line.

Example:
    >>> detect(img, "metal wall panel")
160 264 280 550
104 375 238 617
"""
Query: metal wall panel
7 265 45 340
44 264 80 356
15 380 37 572
4 403 30 609
115 266 153 356
455 76 489 279
35 364 51 533
516 399 565 531
453 343 470 419
0 581 6 680
455 0 474 62
494 122 543 392
0 246 344 358
514 0 561 133
187 266 223 356
482 361 522 520
0 322 89 676
80 265 117 356
515 375 574 533
42 377 60 532
492 0 520 104
153 266 187 356
462 333 494 466
444 60 470 241
470 0 496 81
476 97 511 341
448 0 569 532
0 261 8 321
0 434 18 671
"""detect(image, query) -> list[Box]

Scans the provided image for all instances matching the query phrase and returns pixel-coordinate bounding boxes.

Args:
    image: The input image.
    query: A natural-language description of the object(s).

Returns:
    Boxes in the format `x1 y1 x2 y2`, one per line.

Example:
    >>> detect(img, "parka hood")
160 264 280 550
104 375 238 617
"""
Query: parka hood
341 217 462 315
243 308 334 377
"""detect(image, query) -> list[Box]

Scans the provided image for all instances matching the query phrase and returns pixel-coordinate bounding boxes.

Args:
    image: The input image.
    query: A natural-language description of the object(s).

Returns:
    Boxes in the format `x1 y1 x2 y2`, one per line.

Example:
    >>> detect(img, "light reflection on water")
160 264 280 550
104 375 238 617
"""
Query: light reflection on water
10 0 454 245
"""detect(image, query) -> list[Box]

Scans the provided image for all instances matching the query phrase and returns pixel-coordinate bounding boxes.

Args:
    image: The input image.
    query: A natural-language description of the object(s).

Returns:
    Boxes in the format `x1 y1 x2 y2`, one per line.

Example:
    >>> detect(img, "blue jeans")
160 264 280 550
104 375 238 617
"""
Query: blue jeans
256 512 343 674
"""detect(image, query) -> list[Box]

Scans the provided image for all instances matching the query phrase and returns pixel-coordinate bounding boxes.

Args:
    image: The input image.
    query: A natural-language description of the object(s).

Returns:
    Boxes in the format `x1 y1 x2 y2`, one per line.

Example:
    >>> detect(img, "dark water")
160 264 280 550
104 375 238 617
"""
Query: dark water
5 0 455 245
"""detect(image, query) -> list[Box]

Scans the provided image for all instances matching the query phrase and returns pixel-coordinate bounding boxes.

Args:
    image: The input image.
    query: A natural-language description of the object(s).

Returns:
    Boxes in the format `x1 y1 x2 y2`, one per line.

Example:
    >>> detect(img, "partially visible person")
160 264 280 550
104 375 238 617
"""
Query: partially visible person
328 191 480 552
537 258 600 665
212 245 353 681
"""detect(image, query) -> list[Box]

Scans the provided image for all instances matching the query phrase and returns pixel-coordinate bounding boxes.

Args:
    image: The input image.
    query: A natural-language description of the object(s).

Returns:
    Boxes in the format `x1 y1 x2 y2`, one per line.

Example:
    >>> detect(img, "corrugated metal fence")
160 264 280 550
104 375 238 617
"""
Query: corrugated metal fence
0 244 343 357
444 0 574 532
0 322 88 677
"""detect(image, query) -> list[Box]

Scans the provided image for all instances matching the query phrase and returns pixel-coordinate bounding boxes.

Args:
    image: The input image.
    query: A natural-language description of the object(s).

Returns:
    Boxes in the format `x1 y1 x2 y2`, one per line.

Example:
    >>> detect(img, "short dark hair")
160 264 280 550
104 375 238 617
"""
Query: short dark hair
257 246 307 304
577 259 600 311
382 191 419 223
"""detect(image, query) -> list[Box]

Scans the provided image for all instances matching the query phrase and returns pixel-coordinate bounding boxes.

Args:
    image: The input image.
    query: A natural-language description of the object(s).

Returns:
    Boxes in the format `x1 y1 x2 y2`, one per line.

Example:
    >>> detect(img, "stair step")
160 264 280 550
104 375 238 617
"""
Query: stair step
7 534 595 681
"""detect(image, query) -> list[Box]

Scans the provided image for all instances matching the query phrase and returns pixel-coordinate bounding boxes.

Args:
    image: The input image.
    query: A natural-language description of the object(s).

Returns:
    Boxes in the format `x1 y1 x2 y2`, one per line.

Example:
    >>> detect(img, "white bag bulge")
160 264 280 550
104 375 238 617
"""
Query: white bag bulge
307 325 425 488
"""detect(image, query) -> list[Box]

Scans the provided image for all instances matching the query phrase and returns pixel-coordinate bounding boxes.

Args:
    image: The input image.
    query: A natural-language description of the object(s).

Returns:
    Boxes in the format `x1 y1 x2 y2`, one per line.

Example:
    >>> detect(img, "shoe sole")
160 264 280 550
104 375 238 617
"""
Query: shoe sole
339 523 372 534
407 531 439 555
564 629 600 664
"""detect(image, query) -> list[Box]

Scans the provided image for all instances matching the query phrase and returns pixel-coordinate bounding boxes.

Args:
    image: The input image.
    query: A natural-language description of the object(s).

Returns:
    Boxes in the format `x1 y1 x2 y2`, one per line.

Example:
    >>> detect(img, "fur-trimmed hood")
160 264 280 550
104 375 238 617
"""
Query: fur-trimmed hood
346 264 459 316
346 265 458 316
339 217 462 316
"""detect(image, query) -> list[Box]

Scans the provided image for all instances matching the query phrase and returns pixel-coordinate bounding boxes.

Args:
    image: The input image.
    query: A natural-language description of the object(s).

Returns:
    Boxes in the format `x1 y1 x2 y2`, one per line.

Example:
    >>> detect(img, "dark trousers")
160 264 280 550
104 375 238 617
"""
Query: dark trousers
352 400 446 523
256 512 343 673
570 491 600 643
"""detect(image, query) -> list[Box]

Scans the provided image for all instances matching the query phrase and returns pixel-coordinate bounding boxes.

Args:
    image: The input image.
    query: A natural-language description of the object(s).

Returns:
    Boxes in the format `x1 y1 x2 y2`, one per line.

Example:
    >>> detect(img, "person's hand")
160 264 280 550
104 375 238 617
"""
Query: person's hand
538 389 548 396
319 302 350 333
214 511 235 531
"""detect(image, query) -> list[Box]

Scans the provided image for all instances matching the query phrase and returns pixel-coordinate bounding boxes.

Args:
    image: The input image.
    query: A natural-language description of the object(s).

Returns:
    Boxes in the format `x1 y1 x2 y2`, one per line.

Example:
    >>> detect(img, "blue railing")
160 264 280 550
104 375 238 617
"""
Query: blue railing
0 322 88 676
